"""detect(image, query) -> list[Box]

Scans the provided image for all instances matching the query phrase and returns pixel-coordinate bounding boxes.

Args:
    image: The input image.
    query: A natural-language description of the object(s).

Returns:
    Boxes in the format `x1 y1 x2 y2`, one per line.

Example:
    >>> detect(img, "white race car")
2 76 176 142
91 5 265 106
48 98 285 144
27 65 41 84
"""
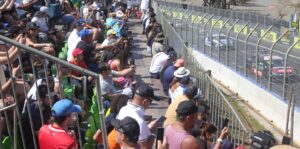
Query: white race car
205 34 234 50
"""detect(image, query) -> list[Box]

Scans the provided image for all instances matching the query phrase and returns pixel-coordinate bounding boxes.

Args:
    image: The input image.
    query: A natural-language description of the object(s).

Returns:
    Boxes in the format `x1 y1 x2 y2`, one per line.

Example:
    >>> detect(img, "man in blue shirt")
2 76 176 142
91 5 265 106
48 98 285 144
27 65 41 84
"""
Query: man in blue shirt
161 59 184 96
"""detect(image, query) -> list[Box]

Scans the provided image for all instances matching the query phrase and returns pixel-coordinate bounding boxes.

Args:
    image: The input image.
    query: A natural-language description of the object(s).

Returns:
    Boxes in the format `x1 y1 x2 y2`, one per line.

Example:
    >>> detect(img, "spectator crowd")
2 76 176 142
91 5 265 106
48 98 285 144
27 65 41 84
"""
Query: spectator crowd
0 0 294 148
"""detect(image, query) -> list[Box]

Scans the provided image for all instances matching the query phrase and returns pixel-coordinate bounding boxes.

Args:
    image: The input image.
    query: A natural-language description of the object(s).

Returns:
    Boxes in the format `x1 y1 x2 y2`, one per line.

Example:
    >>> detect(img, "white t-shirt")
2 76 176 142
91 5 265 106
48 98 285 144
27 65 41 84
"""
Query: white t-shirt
149 52 169 73
31 17 49 33
140 0 149 10
67 29 80 49
127 0 139 8
67 38 81 62
99 74 116 95
117 102 151 142
169 86 186 101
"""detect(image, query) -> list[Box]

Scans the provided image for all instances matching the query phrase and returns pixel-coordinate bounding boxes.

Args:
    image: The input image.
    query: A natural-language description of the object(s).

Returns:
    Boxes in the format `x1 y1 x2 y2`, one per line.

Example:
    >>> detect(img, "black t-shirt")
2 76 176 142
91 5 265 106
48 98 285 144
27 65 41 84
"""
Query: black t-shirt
76 41 96 64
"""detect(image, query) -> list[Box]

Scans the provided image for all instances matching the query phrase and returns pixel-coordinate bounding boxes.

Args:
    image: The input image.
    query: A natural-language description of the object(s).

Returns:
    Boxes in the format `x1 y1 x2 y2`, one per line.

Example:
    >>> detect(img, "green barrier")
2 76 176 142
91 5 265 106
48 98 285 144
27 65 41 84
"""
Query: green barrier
249 27 260 37
280 36 291 45
211 19 223 29
261 30 277 42
294 37 300 49
234 24 248 35
162 8 297 49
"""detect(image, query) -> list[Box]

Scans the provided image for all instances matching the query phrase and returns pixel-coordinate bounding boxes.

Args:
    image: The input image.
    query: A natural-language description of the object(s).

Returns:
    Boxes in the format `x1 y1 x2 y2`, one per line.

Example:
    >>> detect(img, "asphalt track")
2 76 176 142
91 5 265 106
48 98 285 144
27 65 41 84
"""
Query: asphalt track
169 19 300 107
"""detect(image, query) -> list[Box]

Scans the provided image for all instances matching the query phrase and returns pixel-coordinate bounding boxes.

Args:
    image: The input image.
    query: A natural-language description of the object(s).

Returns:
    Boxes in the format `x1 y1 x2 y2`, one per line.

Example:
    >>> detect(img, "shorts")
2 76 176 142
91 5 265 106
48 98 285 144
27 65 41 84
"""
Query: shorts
56 14 75 25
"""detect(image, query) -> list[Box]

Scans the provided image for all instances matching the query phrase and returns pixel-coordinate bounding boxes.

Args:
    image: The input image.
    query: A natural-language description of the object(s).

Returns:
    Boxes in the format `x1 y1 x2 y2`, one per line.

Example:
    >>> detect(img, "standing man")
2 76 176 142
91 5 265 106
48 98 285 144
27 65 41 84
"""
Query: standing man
117 84 159 149
164 100 201 149
140 0 150 21
38 99 82 149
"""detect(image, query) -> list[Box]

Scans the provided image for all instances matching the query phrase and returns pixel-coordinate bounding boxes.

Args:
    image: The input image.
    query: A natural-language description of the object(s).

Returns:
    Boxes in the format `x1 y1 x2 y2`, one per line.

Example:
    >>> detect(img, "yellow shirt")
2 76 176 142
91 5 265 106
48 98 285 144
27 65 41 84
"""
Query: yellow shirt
164 94 188 127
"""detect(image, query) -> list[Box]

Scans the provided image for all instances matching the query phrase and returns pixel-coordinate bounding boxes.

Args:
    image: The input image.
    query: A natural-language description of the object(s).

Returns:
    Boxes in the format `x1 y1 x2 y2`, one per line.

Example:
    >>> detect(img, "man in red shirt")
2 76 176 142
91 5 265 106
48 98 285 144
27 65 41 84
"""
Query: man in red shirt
38 99 82 149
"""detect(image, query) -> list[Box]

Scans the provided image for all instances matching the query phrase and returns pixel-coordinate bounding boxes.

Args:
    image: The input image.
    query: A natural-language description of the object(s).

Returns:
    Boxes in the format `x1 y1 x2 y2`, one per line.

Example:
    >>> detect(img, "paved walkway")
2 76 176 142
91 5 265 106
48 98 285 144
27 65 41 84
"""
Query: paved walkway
129 19 169 119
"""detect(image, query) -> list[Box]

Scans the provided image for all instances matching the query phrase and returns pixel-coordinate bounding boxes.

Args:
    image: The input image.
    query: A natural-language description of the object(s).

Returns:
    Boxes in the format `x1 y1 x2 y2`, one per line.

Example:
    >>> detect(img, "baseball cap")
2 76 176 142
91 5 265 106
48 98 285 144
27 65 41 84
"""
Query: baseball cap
176 100 198 117
26 22 39 30
184 86 204 101
72 48 84 57
111 117 140 142
106 29 116 36
76 19 86 26
51 99 82 117
180 76 190 85
79 29 93 38
135 84 159 101
40 6 48 14
167 50 177 59
174 59 184 67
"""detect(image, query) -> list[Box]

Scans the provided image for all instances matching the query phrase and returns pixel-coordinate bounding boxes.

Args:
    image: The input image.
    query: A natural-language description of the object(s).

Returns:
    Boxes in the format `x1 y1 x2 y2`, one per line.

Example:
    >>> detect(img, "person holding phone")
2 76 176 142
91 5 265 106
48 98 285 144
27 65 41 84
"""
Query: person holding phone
111 117 140 149
163 100 202 149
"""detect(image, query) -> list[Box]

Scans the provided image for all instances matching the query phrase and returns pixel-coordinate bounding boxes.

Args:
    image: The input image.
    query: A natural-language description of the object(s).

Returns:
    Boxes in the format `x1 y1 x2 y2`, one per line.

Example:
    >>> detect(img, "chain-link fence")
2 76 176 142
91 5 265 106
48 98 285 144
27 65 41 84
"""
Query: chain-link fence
156 4 250 147
0 35 108 149
156 0 300 109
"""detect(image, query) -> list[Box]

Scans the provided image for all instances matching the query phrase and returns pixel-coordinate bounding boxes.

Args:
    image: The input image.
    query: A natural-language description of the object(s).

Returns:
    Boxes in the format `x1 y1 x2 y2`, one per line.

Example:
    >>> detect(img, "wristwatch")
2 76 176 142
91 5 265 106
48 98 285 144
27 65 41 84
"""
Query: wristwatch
217 138 223 143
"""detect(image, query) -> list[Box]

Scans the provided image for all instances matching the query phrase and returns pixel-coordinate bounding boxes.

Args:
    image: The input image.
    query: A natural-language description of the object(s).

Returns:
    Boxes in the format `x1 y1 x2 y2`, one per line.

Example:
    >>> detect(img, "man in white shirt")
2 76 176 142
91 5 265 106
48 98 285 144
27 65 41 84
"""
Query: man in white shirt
149 51 169 79
140 0 149 20
67 19 86 49
117 84 159 149
31 10 49 33
66 20 87 62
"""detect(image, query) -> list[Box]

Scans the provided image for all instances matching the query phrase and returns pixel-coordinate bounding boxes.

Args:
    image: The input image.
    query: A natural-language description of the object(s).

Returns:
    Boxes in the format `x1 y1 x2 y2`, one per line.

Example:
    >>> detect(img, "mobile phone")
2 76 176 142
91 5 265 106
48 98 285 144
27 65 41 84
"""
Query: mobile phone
156 127 164 141
129 58 135 65
282 136 291 145
158 116 166 124
222 118 229 129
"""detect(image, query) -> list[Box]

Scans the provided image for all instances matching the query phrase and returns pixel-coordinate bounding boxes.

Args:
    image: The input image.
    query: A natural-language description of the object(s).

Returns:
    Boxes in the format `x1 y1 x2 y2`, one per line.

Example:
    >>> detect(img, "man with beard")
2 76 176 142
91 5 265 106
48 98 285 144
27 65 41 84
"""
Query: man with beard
38 99 82 149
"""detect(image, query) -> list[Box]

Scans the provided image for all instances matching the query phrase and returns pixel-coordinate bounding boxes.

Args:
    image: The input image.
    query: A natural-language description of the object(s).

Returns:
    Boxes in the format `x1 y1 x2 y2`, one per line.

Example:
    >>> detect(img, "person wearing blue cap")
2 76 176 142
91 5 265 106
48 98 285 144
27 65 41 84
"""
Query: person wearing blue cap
38 99 81 149
67 19 86 50
75 28 100 72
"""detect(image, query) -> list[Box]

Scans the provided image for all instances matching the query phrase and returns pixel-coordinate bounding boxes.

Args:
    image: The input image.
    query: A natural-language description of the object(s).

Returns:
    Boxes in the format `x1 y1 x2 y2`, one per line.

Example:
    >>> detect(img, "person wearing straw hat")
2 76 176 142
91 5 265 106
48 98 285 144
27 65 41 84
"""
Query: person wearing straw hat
151 32 165 56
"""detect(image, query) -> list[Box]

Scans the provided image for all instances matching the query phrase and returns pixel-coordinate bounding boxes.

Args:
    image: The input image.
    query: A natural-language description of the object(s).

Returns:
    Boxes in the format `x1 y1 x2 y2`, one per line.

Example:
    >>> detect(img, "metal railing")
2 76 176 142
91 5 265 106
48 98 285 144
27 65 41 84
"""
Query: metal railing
156 0 300 109
0 35 109 149
155 4 250 147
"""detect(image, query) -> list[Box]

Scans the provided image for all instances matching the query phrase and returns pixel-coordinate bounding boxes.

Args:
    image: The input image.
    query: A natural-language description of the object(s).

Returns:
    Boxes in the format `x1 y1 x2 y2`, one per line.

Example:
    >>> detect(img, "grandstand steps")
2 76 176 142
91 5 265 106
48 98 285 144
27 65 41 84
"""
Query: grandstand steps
128 18 169 120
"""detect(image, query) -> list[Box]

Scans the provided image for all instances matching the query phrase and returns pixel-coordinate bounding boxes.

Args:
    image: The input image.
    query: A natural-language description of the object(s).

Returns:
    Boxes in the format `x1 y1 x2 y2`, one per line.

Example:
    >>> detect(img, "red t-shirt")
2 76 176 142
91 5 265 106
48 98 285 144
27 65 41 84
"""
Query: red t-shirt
70 59 88 76
38 124 78 149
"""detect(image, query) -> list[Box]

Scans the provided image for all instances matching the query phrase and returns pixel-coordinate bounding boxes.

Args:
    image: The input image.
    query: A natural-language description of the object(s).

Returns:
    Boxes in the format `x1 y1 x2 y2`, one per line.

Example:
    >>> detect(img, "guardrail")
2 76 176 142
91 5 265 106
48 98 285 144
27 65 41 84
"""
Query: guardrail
156 0 300 109
0 35 108 149
155 4 250 147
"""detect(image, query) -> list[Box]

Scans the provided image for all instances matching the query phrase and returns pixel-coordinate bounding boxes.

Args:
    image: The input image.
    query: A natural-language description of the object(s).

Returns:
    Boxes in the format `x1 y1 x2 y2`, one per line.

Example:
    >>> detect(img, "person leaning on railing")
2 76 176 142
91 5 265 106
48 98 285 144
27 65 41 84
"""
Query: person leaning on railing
24 22 56 56
0 34 30 107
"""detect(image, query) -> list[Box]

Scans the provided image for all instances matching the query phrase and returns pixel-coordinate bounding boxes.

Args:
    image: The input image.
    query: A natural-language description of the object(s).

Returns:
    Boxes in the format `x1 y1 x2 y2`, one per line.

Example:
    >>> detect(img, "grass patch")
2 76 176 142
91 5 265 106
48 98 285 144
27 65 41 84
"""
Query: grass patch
224 94 266 132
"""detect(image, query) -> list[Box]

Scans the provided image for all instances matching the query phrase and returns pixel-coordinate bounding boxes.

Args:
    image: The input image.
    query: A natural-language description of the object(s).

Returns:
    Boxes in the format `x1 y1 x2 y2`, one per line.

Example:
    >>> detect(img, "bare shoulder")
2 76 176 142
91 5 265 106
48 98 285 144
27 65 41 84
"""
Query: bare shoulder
181 135 203 149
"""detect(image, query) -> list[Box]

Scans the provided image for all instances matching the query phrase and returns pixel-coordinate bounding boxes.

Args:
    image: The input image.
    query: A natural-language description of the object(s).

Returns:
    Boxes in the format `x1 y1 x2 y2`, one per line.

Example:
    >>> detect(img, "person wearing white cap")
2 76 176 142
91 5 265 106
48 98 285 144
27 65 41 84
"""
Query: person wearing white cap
31 6 50 33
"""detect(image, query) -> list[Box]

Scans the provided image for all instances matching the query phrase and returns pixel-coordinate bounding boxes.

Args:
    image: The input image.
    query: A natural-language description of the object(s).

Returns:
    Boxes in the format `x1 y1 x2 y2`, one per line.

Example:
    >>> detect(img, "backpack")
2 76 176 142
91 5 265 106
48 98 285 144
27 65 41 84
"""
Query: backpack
48 1 63 19
250 130 276 149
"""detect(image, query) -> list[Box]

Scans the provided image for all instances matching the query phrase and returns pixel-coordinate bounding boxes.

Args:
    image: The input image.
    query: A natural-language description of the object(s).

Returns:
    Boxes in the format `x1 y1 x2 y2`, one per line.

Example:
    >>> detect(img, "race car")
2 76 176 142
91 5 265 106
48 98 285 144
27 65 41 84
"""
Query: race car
249 55 298 82
204 34 234 50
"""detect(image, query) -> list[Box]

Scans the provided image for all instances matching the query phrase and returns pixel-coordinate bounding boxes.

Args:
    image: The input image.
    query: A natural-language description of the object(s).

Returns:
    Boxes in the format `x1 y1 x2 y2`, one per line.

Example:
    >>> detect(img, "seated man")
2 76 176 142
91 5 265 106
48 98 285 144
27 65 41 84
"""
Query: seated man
149 51 175 79
98 64 132 99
